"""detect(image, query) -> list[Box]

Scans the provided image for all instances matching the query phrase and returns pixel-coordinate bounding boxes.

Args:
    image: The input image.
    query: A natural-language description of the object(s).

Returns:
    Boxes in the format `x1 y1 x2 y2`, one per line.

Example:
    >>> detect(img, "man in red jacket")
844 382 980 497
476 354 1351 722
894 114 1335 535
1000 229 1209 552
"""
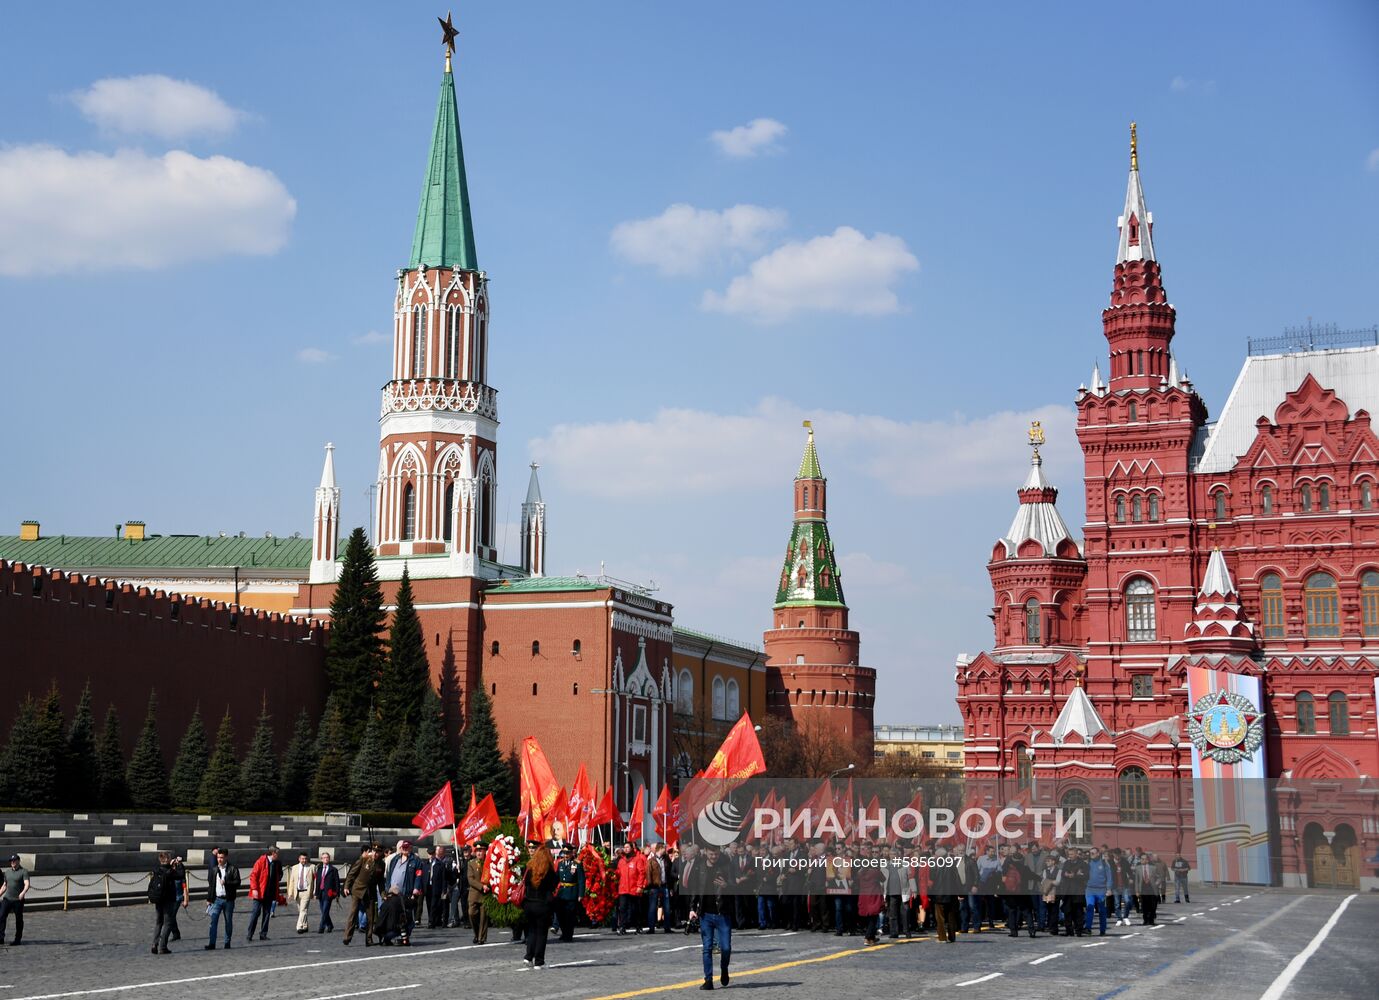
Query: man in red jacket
614 843 647 935
245 847 283 942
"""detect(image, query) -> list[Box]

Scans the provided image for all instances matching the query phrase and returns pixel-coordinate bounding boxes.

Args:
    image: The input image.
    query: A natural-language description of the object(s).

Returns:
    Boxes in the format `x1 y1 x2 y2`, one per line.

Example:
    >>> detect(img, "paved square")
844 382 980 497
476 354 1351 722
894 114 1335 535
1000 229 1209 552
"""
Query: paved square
0 888 1372 1000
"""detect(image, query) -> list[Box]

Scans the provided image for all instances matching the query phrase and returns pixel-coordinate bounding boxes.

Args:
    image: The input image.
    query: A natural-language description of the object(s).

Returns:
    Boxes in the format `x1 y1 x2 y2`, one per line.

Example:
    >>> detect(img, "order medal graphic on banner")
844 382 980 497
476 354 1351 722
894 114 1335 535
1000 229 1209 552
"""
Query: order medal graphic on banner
1187 690 1263 764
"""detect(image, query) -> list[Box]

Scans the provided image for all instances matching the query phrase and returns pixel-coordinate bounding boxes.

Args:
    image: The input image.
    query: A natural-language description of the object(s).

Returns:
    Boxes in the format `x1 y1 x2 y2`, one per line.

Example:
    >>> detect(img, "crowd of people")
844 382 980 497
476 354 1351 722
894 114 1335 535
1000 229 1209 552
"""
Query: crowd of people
139 837 1193 991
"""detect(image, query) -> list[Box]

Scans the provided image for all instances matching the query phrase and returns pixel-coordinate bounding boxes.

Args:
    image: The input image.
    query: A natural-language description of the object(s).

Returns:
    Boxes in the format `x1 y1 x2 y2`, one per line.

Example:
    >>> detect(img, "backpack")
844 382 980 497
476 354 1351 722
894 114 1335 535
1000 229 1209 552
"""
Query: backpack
147 866 166 903
1001 866 1023 892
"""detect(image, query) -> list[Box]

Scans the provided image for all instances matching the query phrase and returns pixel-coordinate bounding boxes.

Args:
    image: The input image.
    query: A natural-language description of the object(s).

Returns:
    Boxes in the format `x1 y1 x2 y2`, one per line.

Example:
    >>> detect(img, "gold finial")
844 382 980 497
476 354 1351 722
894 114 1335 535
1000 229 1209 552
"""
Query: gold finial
1130 121 1138 172
1028 420 1045 456
803 419 813 436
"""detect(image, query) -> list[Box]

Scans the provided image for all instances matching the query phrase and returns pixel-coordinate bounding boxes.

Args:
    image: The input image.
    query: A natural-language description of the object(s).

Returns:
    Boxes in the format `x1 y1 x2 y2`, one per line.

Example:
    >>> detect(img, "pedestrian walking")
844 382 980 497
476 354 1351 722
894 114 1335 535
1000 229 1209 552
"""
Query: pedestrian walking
1171 853 1191 904
383 840 428 944
204 848 241 950
466 843 489 944
147 851 184 954
286 852 316 934
688 843 733 992
555 846 585 942
245 846 282 942
930 846 962 943
520 844 558 969
342 845 380 947
1084 847 1112 936
1133 855 1160 925
614 843 646 935
425 846 455 929
315 852 340 932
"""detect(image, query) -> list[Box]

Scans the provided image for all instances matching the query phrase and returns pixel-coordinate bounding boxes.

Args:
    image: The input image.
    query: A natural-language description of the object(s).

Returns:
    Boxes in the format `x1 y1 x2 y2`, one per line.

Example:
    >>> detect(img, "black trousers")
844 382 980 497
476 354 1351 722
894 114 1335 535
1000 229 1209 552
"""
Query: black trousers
934 900 959 942
1140 892 1159 925
426 891 448 927
524 910 551 965
153 901 177 950
0 899 23 943
556 899 580 941
1061 895 1085 935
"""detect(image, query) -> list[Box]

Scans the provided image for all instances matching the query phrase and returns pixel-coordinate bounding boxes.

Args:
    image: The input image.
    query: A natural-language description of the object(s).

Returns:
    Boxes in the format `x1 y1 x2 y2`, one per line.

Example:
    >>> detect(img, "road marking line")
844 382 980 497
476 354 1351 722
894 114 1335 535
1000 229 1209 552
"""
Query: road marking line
1259 893 1357 1000
1029 954 1062 965
1082 941 1109 948
548 960 595 968
1148 923 1166 930
653 944 699 954
1122 932 1139 938
1209 906 1219 911
1192 912 1205 917
956 973 1003 986
306 987 420 1000
1173 917 1187 923
588 937 925 1000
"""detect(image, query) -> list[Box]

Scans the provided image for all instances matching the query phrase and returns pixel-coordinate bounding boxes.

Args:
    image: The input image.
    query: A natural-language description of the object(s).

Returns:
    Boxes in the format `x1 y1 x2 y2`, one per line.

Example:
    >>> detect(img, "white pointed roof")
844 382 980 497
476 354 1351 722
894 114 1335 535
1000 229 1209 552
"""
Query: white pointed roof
318 443 336 490
525 462 543 504
1050 684 1109 745
1199 547 1236 599
998 452 1076 559
1115 124 1155 264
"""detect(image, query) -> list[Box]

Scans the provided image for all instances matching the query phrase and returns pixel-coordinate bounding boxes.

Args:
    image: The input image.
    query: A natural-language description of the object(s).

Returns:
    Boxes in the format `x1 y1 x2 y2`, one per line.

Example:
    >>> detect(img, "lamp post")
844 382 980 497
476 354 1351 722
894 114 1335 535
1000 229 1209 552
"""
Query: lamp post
828 763 856 781
1170 736 1184 855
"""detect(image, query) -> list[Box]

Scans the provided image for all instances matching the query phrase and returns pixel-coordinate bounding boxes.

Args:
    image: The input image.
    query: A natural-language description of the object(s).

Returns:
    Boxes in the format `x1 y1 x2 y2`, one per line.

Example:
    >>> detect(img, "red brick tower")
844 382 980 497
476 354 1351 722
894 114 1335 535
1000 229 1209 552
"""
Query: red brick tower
764 423 876 756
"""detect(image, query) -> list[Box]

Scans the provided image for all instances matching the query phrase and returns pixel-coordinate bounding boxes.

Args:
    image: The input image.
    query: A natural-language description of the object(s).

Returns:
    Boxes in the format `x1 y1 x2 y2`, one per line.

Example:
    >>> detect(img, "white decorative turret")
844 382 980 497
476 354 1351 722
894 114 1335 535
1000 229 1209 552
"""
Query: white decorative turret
997 426 1078 560
1184 547 1256 651
1050 684 1109 745
447 437 479 577
520 462 546 578
309 443 341 584
1116 122 1155 264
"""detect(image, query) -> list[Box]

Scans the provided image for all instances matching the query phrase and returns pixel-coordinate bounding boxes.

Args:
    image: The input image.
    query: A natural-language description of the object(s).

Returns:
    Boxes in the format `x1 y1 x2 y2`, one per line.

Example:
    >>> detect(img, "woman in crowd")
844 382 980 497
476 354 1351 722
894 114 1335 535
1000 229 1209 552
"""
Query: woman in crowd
521 843 559 969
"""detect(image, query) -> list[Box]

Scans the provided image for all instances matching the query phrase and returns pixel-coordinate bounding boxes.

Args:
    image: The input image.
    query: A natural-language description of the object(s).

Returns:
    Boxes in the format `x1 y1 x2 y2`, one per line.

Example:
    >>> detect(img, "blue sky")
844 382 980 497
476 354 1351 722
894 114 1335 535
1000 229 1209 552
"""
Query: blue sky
2 1 1376 723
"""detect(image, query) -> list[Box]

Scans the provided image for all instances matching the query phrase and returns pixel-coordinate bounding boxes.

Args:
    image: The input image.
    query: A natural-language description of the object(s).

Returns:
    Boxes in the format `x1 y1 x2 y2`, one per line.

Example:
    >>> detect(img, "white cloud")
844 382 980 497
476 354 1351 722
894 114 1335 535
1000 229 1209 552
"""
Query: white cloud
352 330 390 346
0 146 296 276
702 226 918 322
710 117 788 158
296 347 336 364
1366 148 1379 173
531 397 1077 501
610 203 786 276
1169 75 1216 95
71 75 246 140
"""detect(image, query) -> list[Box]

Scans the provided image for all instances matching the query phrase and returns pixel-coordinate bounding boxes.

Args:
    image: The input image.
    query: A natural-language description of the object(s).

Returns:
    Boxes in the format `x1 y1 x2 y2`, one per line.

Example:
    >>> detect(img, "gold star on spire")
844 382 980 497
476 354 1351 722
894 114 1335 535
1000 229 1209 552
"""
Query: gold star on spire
438 11 459 71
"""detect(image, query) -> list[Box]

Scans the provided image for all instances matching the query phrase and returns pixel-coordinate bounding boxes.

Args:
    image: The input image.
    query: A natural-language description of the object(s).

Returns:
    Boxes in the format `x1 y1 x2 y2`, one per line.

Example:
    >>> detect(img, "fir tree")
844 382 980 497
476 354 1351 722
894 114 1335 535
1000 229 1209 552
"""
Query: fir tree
126 691 171 810
169 706 209 810
349 714 394 811
95 704 130 808
280 709 316 811
239 701 282 811
0 697 61 805
378 568 429 740
413 685 453 794
309 696 352 811
324 527 386 740
386 723 418 811
198 710 243 812
456 679 513 814
62 681 100 807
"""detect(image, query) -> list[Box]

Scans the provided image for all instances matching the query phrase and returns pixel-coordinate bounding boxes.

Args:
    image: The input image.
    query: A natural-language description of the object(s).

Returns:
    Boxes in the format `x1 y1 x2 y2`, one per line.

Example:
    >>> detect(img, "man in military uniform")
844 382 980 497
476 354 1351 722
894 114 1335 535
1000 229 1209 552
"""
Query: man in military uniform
342 845 380 947
554 846 585 942
466 842 489 945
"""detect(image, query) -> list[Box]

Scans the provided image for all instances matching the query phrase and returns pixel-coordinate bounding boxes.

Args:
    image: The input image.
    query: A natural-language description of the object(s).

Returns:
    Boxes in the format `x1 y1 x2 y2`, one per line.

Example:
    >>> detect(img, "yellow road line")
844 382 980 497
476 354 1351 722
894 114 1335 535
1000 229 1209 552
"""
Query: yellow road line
586 936 927 1000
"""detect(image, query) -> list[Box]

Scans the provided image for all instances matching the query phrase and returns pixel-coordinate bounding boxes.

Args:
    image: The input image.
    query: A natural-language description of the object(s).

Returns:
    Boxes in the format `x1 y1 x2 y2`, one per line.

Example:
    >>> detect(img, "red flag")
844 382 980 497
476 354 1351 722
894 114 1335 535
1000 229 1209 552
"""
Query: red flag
518 736 563 839
890 787 924 845
568 764 596 837
457 792 500 844
653 784 679 846
627 785 646 842
740 792 763 837
703 714 767 782
841 778 857 843
411 782 454 838
591 786 624 832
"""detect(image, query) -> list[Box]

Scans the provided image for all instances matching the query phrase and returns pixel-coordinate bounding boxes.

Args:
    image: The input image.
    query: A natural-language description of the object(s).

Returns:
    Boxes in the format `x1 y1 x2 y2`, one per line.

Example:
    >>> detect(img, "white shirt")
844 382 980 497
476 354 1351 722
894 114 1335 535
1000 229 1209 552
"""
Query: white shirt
215 865 228 898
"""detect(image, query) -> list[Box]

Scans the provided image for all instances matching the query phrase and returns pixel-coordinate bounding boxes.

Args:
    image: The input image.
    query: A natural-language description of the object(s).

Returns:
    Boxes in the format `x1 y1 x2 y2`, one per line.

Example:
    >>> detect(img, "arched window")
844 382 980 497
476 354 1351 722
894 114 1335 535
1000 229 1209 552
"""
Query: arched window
442 481 455 542
1115 496 1126 523
1059 789 1093 845
1363 571 1379 637
726 679 740 720
490 640 500 656
412 306 427 377
1260 573 1285 639
480 477 494 548
1132 496 1142 522
445 309 459 378
1024 599 1041 643
1022 678 1031 694
1300 483 1313 513
1118 767 1151 823
820 567 832 589
1295 691 1316 734
1319 483 1330 511
711 677 726 721
401 483 416 541
1261 484 1274 515
1014 743 1032 791
1328 692 1349 735
1304 573 1339 637
1213 491 1227 520
532 682 538 697
1361 481 1374 510
572 639 582 656
1128 400 1138 423
1149 495 1159 522
1125 578 1156 641
802 485 809 509
676 669 694 715
531 640 540 656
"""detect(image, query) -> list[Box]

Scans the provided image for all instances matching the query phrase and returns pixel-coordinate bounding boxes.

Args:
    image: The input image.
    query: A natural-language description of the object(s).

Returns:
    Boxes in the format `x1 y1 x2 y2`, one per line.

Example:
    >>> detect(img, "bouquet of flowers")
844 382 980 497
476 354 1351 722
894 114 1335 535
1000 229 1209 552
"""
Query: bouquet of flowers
579 844 616 926
482 835 525 927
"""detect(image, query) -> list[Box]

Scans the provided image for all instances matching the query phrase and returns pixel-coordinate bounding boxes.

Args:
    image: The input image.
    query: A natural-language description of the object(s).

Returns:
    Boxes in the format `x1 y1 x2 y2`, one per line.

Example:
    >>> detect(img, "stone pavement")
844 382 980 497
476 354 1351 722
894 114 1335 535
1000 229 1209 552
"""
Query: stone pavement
0 887 1372 1000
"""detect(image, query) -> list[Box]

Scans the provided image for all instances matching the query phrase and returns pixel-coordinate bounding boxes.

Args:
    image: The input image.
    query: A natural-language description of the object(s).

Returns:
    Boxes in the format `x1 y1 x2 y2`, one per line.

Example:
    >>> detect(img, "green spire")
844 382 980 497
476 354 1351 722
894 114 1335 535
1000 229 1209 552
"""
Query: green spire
409 66 478 271
797 422 823 479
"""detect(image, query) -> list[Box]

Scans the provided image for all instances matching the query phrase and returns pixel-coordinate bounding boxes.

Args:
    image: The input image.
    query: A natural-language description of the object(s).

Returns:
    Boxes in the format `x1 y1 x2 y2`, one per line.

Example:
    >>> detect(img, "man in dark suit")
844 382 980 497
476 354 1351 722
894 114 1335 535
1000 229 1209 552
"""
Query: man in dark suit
315 851 340 933
425 846 455 929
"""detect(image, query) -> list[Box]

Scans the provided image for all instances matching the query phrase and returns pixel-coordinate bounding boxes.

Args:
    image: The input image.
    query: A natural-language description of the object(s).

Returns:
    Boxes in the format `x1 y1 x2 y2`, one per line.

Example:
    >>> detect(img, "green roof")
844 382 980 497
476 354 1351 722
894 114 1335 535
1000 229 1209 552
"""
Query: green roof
486 575 609 594
0 534 312 572
773 519 846 609
409 67 479 271
798 430 823 479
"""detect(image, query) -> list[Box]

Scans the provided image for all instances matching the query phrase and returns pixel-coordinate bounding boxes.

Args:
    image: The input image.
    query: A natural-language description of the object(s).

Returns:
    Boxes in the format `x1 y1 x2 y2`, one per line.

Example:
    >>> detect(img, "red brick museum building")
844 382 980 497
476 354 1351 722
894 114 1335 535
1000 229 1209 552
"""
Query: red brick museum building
957 130 1379 888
